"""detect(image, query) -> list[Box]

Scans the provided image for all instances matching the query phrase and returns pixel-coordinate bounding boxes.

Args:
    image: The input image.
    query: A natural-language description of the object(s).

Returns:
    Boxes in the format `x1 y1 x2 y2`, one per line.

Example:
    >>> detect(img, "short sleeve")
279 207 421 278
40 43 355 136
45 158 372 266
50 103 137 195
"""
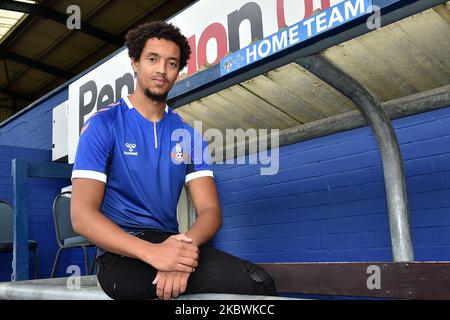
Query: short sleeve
185 127 214 184
71 114 113 183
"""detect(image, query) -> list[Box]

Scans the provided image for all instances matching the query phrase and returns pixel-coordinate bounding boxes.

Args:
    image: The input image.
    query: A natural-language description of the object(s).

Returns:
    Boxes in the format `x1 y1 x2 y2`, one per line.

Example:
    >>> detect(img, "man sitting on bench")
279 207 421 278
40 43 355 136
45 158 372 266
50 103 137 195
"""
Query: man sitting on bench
70 21 277 300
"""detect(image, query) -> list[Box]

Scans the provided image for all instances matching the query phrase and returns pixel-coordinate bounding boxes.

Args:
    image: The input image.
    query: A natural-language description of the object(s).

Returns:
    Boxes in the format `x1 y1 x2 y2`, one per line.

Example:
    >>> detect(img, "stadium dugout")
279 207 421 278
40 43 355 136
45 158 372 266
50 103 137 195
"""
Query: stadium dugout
1 0 450 300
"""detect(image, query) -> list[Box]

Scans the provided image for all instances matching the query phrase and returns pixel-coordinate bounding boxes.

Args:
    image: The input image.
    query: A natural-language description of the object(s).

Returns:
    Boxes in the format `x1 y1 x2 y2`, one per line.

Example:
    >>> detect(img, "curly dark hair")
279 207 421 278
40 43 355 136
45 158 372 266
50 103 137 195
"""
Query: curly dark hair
125 21 191 71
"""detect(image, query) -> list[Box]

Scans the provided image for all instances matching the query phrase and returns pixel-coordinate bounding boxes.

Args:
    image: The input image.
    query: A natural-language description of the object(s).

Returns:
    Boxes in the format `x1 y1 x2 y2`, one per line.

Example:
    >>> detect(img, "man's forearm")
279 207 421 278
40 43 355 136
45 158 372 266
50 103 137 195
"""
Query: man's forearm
71 178 199 273
184 208 222 246
72 208 153 261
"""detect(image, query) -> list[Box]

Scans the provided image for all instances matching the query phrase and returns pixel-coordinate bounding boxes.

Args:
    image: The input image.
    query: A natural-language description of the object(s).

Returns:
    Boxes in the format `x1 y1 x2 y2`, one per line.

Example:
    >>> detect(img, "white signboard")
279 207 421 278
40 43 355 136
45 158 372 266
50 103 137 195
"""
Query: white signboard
67 0 355 163
67 49 134 163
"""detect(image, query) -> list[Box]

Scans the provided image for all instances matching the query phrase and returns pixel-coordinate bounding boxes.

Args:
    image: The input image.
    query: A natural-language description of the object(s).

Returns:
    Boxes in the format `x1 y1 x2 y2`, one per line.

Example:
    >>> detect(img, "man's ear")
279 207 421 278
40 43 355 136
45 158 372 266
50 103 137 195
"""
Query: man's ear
131 59 138 76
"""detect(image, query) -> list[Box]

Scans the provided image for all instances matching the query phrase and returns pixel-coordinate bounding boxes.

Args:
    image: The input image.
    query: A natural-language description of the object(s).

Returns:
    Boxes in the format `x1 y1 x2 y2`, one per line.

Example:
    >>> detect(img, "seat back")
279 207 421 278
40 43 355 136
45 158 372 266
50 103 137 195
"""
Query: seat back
52 191 79 246
0 200 13 242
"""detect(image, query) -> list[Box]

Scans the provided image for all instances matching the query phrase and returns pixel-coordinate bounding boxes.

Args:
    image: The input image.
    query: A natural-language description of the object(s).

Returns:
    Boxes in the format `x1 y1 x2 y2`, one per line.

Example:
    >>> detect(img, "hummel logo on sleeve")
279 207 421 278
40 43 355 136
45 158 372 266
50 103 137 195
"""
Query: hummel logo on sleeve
124 143 138 156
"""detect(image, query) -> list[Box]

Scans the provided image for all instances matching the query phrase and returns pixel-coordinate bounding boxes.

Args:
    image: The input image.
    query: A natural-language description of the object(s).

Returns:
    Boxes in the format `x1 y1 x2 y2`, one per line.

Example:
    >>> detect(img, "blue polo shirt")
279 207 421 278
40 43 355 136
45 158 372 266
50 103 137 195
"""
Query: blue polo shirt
71 96 214 233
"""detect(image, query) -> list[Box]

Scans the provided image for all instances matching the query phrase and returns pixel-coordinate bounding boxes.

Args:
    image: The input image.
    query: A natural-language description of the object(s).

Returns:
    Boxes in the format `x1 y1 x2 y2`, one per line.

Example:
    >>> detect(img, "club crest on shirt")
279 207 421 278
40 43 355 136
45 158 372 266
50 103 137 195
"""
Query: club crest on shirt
170 142 190 163
124 143 138 156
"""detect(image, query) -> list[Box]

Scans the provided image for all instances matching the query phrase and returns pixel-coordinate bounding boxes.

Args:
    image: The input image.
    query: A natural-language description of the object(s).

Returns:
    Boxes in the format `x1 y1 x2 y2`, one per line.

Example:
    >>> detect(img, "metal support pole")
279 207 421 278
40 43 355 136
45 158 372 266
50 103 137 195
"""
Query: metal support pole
296 55 414 262
11 159 29 280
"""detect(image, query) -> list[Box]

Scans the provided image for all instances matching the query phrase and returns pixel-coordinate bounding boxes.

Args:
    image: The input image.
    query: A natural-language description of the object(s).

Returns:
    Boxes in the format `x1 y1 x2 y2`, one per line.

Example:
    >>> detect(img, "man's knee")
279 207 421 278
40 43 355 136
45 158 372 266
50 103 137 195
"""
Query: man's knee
98 275 156 300
243 261 278 296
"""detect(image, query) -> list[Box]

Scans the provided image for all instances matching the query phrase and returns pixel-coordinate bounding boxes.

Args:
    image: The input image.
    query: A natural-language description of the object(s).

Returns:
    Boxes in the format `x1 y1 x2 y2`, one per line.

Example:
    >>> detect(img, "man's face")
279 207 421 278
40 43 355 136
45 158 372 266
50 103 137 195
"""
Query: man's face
132 37 181 102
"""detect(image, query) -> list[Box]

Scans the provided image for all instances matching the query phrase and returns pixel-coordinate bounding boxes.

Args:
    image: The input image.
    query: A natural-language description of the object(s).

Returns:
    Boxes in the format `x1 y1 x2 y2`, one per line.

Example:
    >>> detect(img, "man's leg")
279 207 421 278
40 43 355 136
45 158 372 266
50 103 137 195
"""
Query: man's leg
185 244 277 296
95 230 167 300
96 230 277 299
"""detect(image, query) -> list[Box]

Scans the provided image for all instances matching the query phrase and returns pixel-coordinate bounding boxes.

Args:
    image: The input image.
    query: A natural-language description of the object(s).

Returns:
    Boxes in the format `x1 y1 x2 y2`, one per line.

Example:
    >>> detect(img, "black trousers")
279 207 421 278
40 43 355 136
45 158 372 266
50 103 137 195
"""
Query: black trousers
96 229 277 300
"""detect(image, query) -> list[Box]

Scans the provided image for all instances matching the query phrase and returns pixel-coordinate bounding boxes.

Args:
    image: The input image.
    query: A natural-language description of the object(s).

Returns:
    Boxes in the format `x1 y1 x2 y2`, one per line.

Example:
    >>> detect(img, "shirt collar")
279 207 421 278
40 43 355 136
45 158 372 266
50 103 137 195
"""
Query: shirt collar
123 95 169 113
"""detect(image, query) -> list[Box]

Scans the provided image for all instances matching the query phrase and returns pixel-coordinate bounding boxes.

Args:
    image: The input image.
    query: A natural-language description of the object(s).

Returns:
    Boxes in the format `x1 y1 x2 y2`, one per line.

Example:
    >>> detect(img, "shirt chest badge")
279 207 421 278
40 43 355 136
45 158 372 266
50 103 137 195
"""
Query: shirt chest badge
171 142 189 164
124 143 138 156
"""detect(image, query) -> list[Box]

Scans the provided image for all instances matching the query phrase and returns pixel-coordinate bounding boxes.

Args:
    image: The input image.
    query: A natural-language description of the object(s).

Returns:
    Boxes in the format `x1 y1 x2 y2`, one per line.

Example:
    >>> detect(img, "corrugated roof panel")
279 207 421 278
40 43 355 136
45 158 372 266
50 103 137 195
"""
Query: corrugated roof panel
324 5 450 101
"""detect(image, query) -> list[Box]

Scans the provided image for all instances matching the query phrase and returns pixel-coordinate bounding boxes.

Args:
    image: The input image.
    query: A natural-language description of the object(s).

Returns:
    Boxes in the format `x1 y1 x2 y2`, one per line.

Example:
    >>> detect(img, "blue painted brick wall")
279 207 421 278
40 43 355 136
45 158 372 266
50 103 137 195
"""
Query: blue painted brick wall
0 145 94 282
211 105 450 264
0 89 68 150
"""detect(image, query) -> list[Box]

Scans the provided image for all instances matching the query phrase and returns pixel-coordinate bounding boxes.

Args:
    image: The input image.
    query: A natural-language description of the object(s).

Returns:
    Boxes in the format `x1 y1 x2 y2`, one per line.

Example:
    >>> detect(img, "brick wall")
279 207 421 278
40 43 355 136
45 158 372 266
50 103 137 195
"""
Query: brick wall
0 89 67 150
212 105 450 264
2 102 450 283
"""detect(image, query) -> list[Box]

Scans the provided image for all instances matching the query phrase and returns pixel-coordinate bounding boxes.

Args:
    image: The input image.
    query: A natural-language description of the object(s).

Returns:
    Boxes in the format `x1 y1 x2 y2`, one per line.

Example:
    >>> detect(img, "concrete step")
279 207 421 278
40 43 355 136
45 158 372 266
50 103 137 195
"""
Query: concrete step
0 276 298 300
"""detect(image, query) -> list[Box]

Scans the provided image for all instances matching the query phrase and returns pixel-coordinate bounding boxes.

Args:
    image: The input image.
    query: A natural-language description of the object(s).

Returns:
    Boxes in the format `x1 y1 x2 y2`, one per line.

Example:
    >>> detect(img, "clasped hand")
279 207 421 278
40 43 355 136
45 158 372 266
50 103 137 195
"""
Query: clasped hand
152 233 199 300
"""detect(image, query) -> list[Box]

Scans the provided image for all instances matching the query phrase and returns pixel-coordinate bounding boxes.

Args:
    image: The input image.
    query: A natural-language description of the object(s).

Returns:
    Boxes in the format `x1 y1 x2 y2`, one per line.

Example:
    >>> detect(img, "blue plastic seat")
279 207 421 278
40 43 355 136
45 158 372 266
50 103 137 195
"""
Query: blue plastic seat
51 191 95 278
0 200 39 279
